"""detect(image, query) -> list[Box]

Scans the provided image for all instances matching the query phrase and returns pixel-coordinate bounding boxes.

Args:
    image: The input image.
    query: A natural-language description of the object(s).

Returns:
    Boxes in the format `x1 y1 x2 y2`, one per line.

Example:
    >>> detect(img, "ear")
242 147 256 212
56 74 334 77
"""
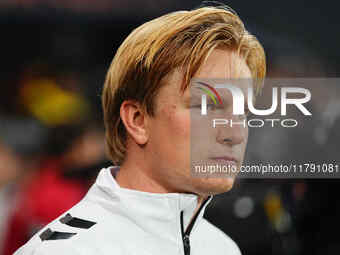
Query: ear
120 100 149 145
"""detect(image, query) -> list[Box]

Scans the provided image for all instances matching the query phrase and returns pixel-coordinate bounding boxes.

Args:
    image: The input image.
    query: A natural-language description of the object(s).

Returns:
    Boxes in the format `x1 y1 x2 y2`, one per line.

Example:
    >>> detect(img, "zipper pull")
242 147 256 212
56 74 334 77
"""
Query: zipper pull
183 234 190 255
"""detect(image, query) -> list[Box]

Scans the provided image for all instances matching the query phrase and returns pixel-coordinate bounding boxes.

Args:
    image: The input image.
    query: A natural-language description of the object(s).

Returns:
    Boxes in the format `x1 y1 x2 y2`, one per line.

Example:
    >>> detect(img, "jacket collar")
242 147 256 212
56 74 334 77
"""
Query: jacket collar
89 166 213 243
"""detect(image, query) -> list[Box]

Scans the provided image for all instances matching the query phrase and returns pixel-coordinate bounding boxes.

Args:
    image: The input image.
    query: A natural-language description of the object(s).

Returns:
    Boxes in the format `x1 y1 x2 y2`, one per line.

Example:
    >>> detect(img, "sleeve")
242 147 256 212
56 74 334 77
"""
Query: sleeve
13 241 84 255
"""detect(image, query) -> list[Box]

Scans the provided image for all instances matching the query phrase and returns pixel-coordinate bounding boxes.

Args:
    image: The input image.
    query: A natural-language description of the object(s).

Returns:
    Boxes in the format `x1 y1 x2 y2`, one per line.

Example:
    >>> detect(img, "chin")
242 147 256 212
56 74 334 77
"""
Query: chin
191 176 236 196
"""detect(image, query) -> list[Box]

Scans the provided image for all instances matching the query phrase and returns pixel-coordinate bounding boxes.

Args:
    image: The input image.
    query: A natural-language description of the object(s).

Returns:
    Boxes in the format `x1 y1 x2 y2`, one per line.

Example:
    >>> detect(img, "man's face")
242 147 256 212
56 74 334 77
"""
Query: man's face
146 49 252 196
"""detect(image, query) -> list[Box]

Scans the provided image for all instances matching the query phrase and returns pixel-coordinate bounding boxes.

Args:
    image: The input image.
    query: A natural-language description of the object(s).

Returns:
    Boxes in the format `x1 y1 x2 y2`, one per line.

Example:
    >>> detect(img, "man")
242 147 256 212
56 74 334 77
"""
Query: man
15 5 265 255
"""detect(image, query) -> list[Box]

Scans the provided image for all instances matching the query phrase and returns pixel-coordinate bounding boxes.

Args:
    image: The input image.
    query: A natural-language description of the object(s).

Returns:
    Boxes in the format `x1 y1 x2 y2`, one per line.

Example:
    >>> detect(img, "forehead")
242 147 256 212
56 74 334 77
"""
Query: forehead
156 49 252 104
195 48 251 79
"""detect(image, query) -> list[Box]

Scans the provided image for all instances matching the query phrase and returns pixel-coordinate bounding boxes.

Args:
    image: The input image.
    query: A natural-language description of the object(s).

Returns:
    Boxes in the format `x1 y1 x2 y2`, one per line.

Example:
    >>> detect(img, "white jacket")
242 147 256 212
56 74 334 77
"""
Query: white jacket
15 167 241 255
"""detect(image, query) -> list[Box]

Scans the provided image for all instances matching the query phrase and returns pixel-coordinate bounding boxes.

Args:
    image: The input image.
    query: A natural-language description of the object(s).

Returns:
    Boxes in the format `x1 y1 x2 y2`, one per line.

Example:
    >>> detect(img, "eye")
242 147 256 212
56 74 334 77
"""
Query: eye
206 103 216 110
189 103 219 113
189 104 201 109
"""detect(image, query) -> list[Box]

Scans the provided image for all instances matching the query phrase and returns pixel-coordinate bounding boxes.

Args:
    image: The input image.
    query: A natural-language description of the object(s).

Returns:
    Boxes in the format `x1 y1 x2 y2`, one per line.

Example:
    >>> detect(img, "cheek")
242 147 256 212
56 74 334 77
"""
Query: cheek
172 112 191 139
163 106 191 139
156 108 191 166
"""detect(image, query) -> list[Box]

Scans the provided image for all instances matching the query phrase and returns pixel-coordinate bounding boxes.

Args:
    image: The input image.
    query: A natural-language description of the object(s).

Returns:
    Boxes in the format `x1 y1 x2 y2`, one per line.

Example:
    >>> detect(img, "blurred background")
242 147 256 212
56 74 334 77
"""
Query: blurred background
0 1 339 255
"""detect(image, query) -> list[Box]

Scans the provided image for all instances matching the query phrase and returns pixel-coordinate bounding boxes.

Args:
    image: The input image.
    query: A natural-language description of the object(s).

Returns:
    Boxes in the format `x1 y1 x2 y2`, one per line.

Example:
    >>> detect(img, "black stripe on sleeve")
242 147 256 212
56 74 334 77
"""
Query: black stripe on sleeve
60 213 97 229
39 228 76 241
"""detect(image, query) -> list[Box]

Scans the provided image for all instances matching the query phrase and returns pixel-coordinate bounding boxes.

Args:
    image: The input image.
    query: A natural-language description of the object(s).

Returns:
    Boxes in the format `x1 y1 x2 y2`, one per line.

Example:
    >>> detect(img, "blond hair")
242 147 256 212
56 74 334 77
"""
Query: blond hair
102 6 266 164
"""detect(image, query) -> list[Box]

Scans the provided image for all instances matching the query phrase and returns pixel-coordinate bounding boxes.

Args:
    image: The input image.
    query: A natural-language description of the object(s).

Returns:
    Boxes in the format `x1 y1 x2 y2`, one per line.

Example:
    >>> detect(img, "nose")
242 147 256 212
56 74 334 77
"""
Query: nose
216 118 247 146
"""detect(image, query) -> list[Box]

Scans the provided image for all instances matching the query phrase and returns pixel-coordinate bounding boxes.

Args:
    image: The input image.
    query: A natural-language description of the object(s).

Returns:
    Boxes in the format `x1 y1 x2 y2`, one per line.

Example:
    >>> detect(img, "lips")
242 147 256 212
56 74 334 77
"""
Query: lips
209 156 238 164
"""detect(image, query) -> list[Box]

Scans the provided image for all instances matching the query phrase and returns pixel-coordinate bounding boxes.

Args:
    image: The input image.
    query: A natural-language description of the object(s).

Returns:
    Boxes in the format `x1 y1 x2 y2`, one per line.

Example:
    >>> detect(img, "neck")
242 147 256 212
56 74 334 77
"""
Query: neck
115 160 175 193
114 161 208 206
96 167 213 243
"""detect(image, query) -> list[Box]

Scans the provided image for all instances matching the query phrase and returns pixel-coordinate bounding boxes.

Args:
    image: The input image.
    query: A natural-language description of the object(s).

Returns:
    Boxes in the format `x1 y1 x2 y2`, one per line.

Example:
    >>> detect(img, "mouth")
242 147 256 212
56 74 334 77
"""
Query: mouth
208 156 238 164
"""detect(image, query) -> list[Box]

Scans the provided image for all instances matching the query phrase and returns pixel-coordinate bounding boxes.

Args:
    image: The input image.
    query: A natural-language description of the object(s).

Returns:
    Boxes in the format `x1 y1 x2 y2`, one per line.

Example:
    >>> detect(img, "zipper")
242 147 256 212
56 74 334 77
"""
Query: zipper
181 211 191 255
180 196 211 255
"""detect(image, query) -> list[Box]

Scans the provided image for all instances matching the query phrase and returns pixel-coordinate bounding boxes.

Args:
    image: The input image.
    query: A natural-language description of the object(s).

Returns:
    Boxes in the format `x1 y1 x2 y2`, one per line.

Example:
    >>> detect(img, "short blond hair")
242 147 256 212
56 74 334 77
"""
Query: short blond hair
102 6 266 164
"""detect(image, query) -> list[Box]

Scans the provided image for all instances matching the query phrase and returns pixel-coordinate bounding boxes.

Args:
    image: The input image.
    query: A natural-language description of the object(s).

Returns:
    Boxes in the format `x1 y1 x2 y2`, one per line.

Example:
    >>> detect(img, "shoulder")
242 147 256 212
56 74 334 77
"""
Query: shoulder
14 199 126 255
192 218 242 255
14 221 126 255
14 239 82 255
